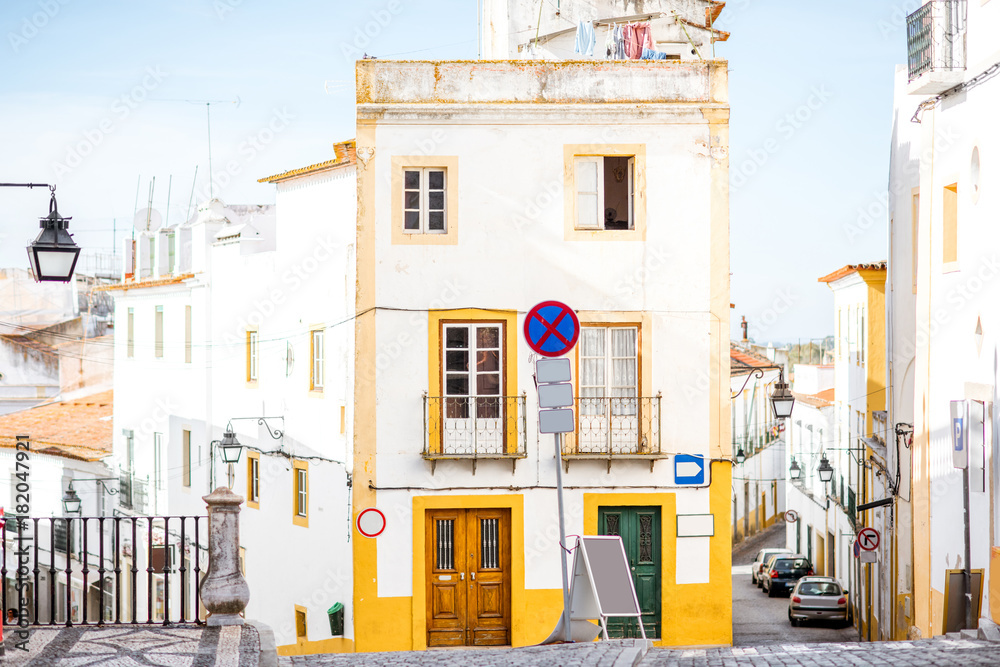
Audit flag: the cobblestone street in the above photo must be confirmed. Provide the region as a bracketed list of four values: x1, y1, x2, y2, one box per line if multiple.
[275, 638, 1000, 667]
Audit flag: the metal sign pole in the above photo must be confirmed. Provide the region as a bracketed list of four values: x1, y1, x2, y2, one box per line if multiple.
[963, 465, 972, 631]
[554, 432, 571, 642]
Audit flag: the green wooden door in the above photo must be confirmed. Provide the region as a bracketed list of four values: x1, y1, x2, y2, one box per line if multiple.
[598, 506, 661, 638]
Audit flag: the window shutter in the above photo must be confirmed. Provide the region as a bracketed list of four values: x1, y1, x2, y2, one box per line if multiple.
[575, 157, 602, 229]
[627, 156, 635, 229]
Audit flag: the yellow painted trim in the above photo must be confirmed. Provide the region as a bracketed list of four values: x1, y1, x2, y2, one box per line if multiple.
[391, 156, 459, 245]
[277, 638, 355, 656]
[704, 107, 730, 461]
[292, 459, 309, 528]
[246, 450, 260, 510]
[353, 120, 412, 653]
[568, 312, 652, 454]
[410, 495, 525, 649]
[563, 144, 647, 242]
[427, 309, 519, 454]
[246, 329, 259, 387]
[294, 604, 308, 639]
[582, 462, 732, 647]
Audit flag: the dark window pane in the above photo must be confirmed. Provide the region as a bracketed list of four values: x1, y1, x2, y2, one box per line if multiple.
[428, 191, 444, 210]
[477, 327, 499, 348]
[404, 211, 420, 230]
[477, 373, 500, 395]
[428, 170, 444, 189]
[477, 350, 499, 372]
[446, 350, 468, 372]
[445, 397, 469, 419]
[477, 396, 500, 419]
[446, 375, 469, 396]
[405, 191, 420, 210]
[446, 327, 468, 349]
[405, 170, 420, 189]
[428, 212, 445, 231]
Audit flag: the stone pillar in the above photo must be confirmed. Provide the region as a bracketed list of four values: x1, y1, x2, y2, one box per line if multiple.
[201, 486, 250, 626]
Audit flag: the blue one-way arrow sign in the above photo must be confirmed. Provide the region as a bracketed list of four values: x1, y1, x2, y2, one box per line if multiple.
[674, 454, 708, 486]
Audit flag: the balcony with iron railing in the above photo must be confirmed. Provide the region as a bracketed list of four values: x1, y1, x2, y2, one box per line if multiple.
[732, 419, 783, 458]
[422, 394, 664, 472]
[423, 395, 527, 473]
[907, 0, 966, 94]
[561, 395, 662, 471]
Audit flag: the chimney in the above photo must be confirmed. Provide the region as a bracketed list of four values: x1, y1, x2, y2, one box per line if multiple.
[740, 315, 748, 343]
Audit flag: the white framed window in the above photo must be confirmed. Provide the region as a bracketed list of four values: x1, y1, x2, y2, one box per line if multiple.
[443, 323, 502, 420]
[403, 168, 447, 234]
[574, 156, 635, 230]
[296, 468, 308, 517]
[579, 326, 638, 414]
[310, 329, 325, 391]
[127, 307, 135, 358]
[154, 306, 164, 358]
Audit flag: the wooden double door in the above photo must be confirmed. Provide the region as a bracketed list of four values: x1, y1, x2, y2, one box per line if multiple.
[426, 508, 511, 647]
[598, 506, 661, 638]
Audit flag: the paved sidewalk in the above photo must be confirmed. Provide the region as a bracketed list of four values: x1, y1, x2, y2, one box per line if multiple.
[279, 640, 651, 667]
[1, 623, 263, 667]
[642, 638, 1000, 666]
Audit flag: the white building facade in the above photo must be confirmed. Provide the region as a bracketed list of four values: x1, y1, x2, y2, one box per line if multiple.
[888, 0, 1000, 638]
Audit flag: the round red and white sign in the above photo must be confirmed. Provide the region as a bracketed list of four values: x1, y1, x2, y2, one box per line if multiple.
[858, 527, 880, 551]
[783, 510, 799, 524]
[357, 508, 386, 538]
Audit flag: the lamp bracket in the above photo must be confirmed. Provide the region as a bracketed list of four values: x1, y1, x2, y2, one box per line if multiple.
[731, 364, 783, 399]
[69, 478, 121, 496]
[227, 416, 284, 440]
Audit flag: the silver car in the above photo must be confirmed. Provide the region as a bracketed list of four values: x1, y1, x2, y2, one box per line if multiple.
[788, 576, 848, 626]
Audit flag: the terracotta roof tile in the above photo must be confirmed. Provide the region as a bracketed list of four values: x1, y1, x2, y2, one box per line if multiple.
[730, 343, 780, 376]
[793, 388, 835, 408]
[258, 140, 357, 183]
[818, 262, 887, 283]
[0, 390, 113, 462]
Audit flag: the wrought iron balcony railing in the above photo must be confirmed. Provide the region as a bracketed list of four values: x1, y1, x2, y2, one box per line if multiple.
[562, 395, 662, 462]
[423, 395, 527, 470]
[907, 0, 966, 83]
[732, 419, 783, 456]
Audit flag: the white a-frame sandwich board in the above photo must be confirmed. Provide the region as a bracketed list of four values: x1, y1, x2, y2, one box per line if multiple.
[569, 535, 646, 640]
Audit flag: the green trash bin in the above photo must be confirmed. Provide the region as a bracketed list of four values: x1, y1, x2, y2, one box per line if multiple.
[327, 602, 344, 636]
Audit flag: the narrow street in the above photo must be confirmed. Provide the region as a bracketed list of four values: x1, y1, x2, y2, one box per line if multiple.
[731, 523, 857, 646]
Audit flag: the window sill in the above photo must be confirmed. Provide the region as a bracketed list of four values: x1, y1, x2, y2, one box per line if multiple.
[247, 500, 259, 510]
[422, 452, 526, 475]
[293, 515, 308, 528]
[246, 381, 258, 388]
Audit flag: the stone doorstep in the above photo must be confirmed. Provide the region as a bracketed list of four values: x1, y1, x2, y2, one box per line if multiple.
[978, 617, 1000, 642]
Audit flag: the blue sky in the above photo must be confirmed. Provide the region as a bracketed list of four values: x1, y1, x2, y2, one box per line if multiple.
[0, 0, 913, 343]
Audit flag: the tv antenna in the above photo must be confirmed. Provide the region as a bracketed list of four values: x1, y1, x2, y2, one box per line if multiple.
[148, 97, 241, 198]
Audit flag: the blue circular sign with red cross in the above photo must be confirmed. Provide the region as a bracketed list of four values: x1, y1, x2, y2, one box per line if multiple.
[524, 301, 580, 357]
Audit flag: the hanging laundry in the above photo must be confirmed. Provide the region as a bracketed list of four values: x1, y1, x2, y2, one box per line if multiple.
[613, 24, 627, 59]
[622, 23, 639, 59]
[634, 22, 654, 55]
[640, 47, 670, 60]
[574, 20, 596, 57]
[605, 24, 615, 58]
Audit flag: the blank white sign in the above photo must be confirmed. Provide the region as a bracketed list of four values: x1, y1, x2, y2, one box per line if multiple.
[539, 408, 575, 433]
[536, 358, 571, 384]
[676, 514, 714, 537]
[538, 383, 574, 408]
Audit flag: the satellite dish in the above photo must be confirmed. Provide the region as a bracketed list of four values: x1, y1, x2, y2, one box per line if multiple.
[133, 208, 163, 232]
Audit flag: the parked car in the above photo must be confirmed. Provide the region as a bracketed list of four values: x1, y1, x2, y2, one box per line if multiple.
[757, 553, 783, 591]
[762, 554, 813, 597]
[788, 576, 849, 626]
[751, 547, 792, 586]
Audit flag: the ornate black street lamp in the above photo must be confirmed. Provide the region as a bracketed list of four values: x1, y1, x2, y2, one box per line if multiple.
[2, 183, 80, 282]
